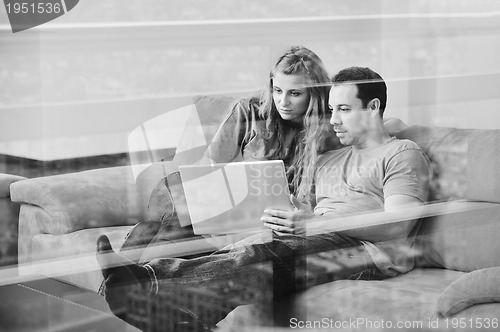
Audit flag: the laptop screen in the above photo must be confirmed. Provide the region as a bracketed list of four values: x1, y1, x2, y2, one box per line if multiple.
[179, 160, 293, 235]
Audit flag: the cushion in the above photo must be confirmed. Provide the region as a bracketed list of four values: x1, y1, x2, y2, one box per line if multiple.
[415, 201, 500, 272]
[219, 268, 500, 331]
[218, 269, 466, 330]
[173, 94, 235, 165]
[437, 267, 500, 317]
[396, 126, 500, 203]
[145, 94, 236, 221]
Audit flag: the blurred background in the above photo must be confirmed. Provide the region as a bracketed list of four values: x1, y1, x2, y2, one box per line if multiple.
[0, 0, 500, 328]
[1, 0, 500, 169]
[1, 0, 500, 265]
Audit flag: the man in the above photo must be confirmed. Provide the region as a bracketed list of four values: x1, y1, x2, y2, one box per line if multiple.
[96, 66, 431, 329]
[263, 66, 430, 277]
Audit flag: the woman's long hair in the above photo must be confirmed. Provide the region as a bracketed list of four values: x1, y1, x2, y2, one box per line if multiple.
[258, 46, 332, 204]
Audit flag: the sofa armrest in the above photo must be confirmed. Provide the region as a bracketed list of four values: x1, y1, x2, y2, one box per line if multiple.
[306, 200, 500, 271]
[306, 200, 485, 236]
[11, 162, 179, 235]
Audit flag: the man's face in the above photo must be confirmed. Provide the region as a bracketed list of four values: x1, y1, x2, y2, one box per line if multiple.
[329, 84, 371, 147]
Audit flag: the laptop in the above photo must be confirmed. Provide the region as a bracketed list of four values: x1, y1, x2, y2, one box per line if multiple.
[178, 160, 294, 235]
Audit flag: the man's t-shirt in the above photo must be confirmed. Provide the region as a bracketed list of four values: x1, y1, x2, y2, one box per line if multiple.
[313, 137, 431, 276]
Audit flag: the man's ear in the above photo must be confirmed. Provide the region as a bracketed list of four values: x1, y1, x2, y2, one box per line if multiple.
[368, 99, 380, 116]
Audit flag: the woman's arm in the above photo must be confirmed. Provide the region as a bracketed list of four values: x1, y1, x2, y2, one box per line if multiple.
[203, 98, 256, 164]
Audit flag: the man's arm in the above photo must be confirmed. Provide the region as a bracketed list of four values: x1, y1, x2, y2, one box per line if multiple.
[264, 146, 430, 240]
[330, 144, 430, 242]
[262, 194, 424, 241]
[335, 194, 423, 242]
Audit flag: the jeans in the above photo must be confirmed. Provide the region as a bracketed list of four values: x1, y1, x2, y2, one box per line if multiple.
[139, 231, 386, 329]
[115, 170, 387, 329]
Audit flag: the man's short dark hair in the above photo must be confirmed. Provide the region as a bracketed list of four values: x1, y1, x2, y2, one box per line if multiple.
[332, 67, 387, 117]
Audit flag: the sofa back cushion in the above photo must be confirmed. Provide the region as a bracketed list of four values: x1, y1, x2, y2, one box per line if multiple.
[396, 126, 500, 203]
[135, 94, 237, 226]
[415, 201, 500, 272]
[398, 126, 500, 272]
[173, 94, 235, 165]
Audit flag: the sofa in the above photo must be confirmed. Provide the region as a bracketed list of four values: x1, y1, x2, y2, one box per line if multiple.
[10, 94, 500, 330]
[11, 94, 235, 291]
[0, 173, 26, 266]
[218, 125, 500, 331]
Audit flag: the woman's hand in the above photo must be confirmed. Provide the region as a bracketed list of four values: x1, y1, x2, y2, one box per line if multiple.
[261, 195, 315, 236]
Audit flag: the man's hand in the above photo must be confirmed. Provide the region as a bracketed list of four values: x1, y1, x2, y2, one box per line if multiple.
[261, 195, 315, 236]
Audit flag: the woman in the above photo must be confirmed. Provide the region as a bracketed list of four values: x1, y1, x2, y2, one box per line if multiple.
[122, 46, 336, 251]
[205, 45, 336, 204]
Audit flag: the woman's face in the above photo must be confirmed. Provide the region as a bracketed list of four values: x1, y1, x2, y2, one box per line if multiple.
[272, 72, 311, 123]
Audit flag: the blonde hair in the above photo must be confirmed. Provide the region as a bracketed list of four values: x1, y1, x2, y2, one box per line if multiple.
[258, 46, 332, 204]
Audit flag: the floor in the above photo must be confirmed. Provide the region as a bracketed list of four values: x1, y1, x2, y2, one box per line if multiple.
[0, 277, 139, 332]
